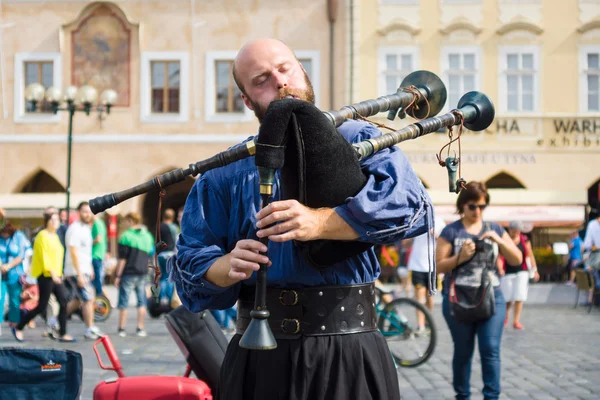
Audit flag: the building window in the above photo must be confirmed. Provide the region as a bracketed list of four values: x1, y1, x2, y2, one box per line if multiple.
[298, 59, 313, 81]
[580, 46, 600, 113]
[587, 53, 599, 111]
[151, 61, 180, 113]
[442, 47, 480, 109]
[140, 52, 189, 123]
[204, 50, 320, 122]
[295, 50, 320, 106]
[215, 60, 244, 114]
[498, 46, 539, 114]
[378, 47, 419, 97]
[24, 61, 54, 113]
[14, 52, 62, 123]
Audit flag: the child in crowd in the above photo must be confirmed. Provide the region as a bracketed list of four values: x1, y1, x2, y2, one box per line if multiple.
[20, 275, 39, 329]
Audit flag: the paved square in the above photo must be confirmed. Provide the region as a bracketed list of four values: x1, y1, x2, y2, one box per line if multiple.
[1, 301, 598, 399]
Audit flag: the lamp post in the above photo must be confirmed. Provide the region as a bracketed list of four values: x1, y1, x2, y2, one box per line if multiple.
[25, 83, 117, 225]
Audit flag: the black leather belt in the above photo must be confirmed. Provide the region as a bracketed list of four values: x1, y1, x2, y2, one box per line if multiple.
[236, 282, 378, 339]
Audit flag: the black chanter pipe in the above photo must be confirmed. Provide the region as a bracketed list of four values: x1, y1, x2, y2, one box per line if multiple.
[89, 141, 256, 214]
[352, 91, 495, 160]
[89, 71, 447, 215]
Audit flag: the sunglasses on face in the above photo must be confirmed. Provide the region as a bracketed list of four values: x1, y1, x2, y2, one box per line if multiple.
[467, 204, 487, 211]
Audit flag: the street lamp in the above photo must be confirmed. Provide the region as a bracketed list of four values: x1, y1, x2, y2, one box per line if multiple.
[25, 83, 117, 225]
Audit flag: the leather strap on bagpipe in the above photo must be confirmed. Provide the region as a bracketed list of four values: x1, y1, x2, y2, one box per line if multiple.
[255, 98, 372, 268]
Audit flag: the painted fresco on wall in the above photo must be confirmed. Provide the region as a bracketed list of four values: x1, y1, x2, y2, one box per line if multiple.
[72, 5, 130, 106]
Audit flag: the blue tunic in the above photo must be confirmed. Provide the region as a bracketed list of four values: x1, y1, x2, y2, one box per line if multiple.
[169, 119, 433, 311]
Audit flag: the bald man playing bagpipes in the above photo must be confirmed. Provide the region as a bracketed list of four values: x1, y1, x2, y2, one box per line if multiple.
[169, 38, 433, 400]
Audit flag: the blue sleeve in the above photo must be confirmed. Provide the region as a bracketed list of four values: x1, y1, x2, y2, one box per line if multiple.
[16, 231, 31, 259]
[168, 176, 241, 312]
[439, 224, 456, 245]
[490, 222, 506, 238]
[333, 121, 432, 244]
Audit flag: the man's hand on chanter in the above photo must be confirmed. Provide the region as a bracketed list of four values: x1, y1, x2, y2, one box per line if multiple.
[228, 239, 272, 282]
[255, 200, 325, 242]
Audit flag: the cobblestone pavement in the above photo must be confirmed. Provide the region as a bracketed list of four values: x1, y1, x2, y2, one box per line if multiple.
[0, 301, 598, 400]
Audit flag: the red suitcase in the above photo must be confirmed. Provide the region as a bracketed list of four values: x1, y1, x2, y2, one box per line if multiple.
[93, 376, 212, 400]
[92, 335, 213, 400]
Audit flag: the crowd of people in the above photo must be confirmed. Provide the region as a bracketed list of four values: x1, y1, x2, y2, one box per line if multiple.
[0, 200, 243, 344]
[0, 204, 181, 341]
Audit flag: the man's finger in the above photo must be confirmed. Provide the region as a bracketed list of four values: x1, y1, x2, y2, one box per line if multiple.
[256, 200, 294, 219]
[256, 210, 295, 228]
[228, 270, 248, 280]
[231, 258, 262, 272]
[237, 239, 268, 253]
[267, 230, 300, 243]
[257, 221, 297, 238]
[232, 249, 270, 264]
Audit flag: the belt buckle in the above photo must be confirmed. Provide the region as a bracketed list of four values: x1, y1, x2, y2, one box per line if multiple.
[281, 318, 300, 334]
[279, 289, 298, 306]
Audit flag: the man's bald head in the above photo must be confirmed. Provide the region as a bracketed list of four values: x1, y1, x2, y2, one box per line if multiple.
[233, 38, 295, 95]
[232, 38, 315, 122]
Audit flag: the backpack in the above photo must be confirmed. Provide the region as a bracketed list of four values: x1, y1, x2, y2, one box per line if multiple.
[448, 224, 497, 323]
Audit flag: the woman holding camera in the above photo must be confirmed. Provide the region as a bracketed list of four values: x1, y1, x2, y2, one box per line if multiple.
[436, 181, 522, 400]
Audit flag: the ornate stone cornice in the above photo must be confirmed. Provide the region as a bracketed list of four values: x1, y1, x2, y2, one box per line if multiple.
[578, 18, 600, 34]
[439, 18, 482, 36]
[377, 19, 420, 37]
[496, 18, 543, 36]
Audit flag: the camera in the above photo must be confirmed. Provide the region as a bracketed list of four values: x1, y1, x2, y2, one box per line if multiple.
[474, 239, 486, 252]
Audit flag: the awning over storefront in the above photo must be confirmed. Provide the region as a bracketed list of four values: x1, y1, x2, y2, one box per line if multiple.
[434, 205, 586, 228]
[0, 193, 125, 219]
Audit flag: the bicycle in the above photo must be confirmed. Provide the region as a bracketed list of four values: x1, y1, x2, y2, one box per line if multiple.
[71, 293, 113, 323]
[375, 286, 436, 368]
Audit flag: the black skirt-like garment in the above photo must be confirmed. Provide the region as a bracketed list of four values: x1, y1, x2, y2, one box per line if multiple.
[218, 331, 401, 400]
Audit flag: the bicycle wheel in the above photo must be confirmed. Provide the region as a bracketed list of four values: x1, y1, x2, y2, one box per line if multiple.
[93, 294, 112, 323]
[377, 297, 436, 368]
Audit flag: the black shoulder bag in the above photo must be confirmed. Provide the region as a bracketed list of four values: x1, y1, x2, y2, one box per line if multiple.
[448, 225, 496, 323]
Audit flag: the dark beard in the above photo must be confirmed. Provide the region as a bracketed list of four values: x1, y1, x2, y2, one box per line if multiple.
[250, 70, 315, 123]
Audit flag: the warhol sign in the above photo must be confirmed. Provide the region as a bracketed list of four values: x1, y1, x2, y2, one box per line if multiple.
[476, 117, 600, 147]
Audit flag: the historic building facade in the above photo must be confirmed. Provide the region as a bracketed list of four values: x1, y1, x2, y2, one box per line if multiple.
[0, 0, 349, 232]
[2, 0, 600, 245]
[351, 0, 600, 241]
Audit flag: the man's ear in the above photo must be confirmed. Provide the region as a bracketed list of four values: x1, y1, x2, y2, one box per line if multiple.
[241, 93, 254, 110]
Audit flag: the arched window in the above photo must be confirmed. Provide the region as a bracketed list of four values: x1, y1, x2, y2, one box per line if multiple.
[485, 172, 526, 189]
[16, 169, 65, 193]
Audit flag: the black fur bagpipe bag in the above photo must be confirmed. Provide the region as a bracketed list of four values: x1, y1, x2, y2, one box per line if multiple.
[255, 98, 372, 268]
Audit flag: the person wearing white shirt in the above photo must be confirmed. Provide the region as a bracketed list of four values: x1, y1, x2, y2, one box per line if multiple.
[64, 202, 102, 340]
[408, 215, 446, 334]
[583, 217, 600, 254]
[583, 217, 600, 269]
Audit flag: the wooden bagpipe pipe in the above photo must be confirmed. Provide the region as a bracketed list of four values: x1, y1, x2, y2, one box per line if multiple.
[89, 70, 495, 351]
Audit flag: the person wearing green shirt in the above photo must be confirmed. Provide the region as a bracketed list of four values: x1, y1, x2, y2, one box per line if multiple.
[91, 214, 108, 296]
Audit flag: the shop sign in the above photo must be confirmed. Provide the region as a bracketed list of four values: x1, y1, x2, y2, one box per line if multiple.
[407, 153, 536, 164]
[536, 119, 600, 147]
